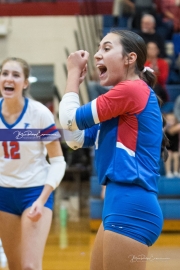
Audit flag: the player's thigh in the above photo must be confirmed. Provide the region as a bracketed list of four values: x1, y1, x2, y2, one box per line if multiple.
[0, 211, 21, 269]
[103, 230, 148, 270]
[90, 223, 104, 270]
[21, 207, 52, 268]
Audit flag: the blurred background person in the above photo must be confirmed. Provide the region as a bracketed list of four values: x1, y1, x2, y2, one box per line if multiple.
[145, 41, 169, 103]
[158, 0, 180, 35]
[123, 0, 157, 29]
[174, 94, 180, 123]
[138, 14, 166, 58]
[164, 111, 180, 177]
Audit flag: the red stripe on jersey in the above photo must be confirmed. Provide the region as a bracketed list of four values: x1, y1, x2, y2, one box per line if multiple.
[117, 114, 138, 152]
[96, 80, 150, 123]
[41, 124, 57, 135]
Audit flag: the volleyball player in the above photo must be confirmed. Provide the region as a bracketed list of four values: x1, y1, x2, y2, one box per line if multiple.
[59, 30, 168, 270]
[0, 57, 66, 270]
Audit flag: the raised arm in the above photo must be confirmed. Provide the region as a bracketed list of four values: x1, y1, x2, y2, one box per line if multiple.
[65, 50, 89, 95]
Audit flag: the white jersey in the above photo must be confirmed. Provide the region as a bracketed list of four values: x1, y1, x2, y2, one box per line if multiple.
[0, 97, 60, 188]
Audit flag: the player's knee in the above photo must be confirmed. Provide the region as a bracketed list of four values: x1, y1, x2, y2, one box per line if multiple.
[22, 263, 39, 270]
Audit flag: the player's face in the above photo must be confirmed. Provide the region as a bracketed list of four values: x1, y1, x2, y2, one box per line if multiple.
[94, 33, 127, 86]
[0, 61, 28, 99]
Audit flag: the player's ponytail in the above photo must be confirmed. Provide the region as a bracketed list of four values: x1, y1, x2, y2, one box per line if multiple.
[140, 66, 157, 88]
[156, 95, 169, 162]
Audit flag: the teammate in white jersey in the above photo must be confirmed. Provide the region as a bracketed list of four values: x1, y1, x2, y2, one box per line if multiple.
[0, 57, 66, 270]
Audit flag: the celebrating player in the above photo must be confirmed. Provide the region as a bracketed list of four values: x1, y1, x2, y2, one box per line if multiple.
[59, 30, 169, 270]
[0, 57, 66, 270]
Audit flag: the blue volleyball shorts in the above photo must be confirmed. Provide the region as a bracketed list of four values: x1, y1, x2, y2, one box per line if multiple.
[103, 181, 163, 246]
[0, 186, 54, 216]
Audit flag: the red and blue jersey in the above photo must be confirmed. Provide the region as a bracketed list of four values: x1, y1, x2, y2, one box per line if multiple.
[75, 80, 162, 193]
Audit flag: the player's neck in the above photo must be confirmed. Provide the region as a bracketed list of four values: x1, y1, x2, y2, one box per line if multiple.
[2, 97, 25, 115]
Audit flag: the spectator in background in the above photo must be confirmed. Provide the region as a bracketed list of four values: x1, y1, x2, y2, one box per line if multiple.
[164, 112, 180, 177]
[123, 0, 157, 29]
[158, 0, 180, 34]
[174, 95, 180, 122]
[112, 0, 124, 26]
[145, 41, 169, 103]
[138, 14, 166, 58]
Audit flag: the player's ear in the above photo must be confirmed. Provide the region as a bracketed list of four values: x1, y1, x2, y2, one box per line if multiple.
[23, 79, 29, 90]
[124, 52, 137, 65]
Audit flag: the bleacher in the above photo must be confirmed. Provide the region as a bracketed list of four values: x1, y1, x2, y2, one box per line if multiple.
[102, 14, 130, 36]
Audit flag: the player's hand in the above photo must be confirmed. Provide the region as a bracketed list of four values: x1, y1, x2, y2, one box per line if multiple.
[67, 50, 89, 76]
[79, 64, 87, 84]
[27, 200, 44, 222]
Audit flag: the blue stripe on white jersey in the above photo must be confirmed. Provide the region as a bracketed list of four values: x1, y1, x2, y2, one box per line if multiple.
[0, 98, 28, 129]
[75, 99, 99, 130]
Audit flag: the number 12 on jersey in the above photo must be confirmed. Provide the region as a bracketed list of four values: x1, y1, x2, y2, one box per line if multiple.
[2, 141, 20, 159]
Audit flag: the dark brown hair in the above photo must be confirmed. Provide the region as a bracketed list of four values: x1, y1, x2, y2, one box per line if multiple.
[110, 29, 157, 87]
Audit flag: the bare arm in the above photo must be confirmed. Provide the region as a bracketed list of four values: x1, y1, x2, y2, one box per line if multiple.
[167, 123, 180, 135]
[35, 140, 64, 204]
[27, 140, 65, 222]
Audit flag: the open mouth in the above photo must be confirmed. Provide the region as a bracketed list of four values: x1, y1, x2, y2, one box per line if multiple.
[4, 87, 14, 92]
[97, 65, 107, 77]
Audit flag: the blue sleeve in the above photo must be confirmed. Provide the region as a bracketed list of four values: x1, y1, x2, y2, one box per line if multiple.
[83, 124, 99, 148]
[76, 102, 95, 130]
